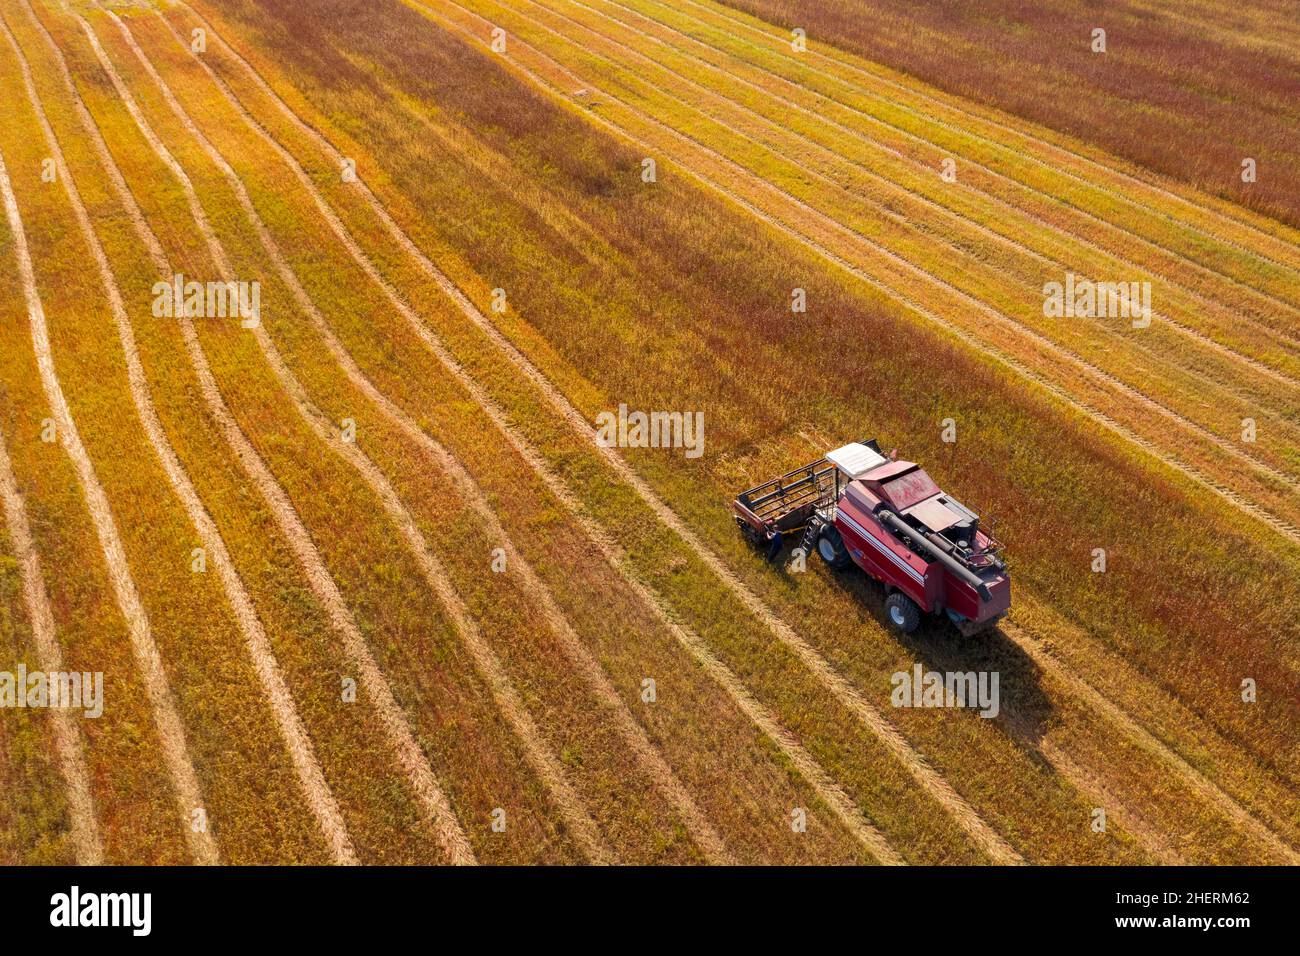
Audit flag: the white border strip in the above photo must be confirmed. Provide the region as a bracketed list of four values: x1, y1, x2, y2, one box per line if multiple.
[837, 512, 927, 585]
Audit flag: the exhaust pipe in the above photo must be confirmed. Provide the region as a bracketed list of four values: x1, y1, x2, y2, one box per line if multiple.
[877, 510, 993, 601]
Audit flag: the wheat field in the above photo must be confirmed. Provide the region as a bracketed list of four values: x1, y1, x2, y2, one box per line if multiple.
[0, 0, 1295, 866]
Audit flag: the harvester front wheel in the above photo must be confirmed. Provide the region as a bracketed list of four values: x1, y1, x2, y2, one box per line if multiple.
[884, 593, 921, 633]
[816, 526, 852, 569]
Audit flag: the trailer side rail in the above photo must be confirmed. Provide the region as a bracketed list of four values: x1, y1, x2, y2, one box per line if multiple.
[735, 458, 837, 530]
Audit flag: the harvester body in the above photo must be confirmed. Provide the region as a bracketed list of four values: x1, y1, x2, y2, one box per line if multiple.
[733, 440, 1009, 634]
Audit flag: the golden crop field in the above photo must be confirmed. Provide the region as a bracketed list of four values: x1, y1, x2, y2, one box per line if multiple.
[0, 0, 1296, 870]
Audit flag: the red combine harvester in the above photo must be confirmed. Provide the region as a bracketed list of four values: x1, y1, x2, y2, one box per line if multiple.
[733, 440, 1010, 634]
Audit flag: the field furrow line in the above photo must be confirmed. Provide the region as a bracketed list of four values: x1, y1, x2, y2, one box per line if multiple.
[597, 0, 1300, 340]
[477, 0, 1300, 507]
[788, 431, 1300, 829]
[191, 0, 1022, 866]
[411, 0, 1300, 858]
[158, 5, 731, 864]
[671, 0, 1300, 280]
[1001, 622, 1300, 864]
[175, 0, 918, 865]
[1124, 0, 1300, 59]
[513, 0, 1300, 479]
[4, 4, 358, 866]
[114, 9, 628, 865]
[449, 387, 904, 863]
[447, 0, 1300, 530]
[611, 0, 1300, 326]
[576, 0, 1300, 385]
[0, 144, 218, 867]
[1033, 740, 1188, 867]
[0, 410, 102, 866]
[69, 4, 475, 865]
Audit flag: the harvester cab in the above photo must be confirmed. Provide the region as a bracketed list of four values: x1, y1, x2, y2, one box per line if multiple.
[733, 440, 1010, 635]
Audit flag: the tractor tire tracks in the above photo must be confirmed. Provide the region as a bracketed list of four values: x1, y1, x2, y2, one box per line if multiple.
[156, 5, 732, 864]
[469, 0, 1300, 512]
[671, 0, 1300, 289]
[69, 2, 475, 864]
[5, 2, 357, 866]
[185, 0, 1019, 865]
[0, 143, 218, 867]
[0, 404, 102, 865]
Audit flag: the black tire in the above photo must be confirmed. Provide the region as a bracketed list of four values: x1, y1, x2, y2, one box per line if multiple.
[736, 516, 764, 548]
[883, 592, 921, 633]
[816, 526, 852, 569]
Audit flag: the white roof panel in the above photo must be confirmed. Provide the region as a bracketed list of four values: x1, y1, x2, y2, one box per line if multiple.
[826, 442, 887, 480]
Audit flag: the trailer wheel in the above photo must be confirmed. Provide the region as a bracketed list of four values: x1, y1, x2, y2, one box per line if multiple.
[884, 593, 921, 633]
[816, 526, 851, 569]
[735, 516, 763, 548]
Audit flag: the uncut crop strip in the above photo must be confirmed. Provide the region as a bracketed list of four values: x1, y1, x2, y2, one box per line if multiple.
[495, 0, 1300, 488]
[425, 0, 1300, 548]
[567, 0, 1300, 393]
[0, 413, 100, 865]
[62, 3, 476, 866]
[457, 0, 1300, 517]
[145, 9, 733, 865]
[1124, 0, 1300, 58]
[604, 0, 1300, 335]
[405, 0, 1300, 857]
[180, 0, 1019, 866]
[669, 0, 1300, 287]
[426, 0, 1300, 554]
[0, 144, 217, 866]
[0, 9, 357, 866]
[596, 0, 1300, 348]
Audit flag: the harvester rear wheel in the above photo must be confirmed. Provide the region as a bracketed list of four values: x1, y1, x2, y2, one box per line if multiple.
[884, 593, 921, 633]
[816, 526, 851, 569]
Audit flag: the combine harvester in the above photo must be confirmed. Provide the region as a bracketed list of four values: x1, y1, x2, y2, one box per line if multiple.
[734, 441, 1010, 635]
